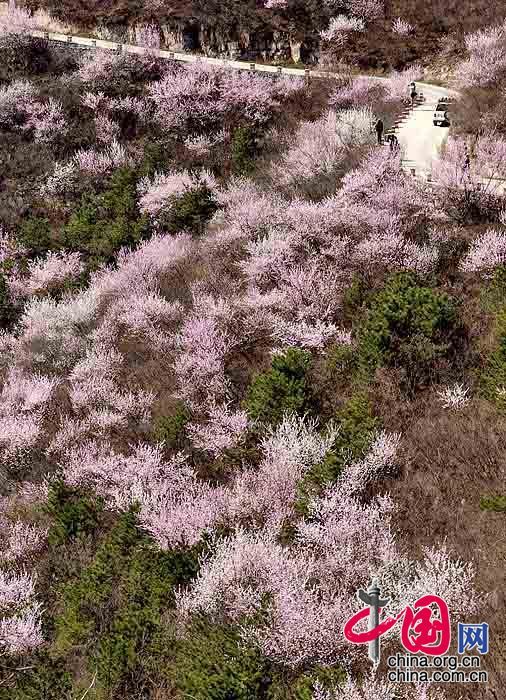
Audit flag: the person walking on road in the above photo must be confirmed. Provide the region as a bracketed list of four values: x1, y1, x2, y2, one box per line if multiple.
[410, 84, 417, 107]
[389, 134, 400, 153]
[464, 146, 470, 171]
[375, 118, 384, 145]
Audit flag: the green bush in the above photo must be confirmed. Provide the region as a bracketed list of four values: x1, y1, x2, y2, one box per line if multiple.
[159, 184, 218, 236]
[138, 140, 173, 180]
[54, 509, 142, 655]
[153, 402, 190, 449]
[289, 666, 347, 700]
[296, 393, 380, 512]
[0, 35, 51, 80]
[357, 273, 457, 386]
[1, 653, 72, 700]
[244, 347, 313, 427]
[231, 125, 257, 176]
[45, 481, 104, 546]
[53, 509, 202, 696]
[480, 265, 506, 313]
[18, 216, 54, 258]
[480, 306, 506, 405]
[480, 495, 506, 512]
[94, 544, 200, 696]
[62, 167, 150, 268]
[0, 273, 15, 330]
[173, 616, 268, 700]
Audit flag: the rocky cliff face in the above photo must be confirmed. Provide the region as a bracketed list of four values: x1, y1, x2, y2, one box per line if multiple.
[93, 17, 319, 64]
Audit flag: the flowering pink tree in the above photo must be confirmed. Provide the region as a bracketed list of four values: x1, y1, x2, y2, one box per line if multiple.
[0, 569, 43, 655]
[94, 114, 121, 145]
[330, 77, 388, 110]
[0, 6, 34, 35]
[0, 521, 47, 563]
[173, 315, 233, 412]
[460, 228, 506, 275]
[320, 15, 365, 44]
[147, 62, 303, 134]
[376, 545, 480, 629]
[456, 23, 506, 89]
[187, 401, 250, 456]
[392, 18, 414, 36]
[312, 675, 446, 700]
[8, 252, 84, 299]
[224, 414, 338, 531]
[134, 23, 160, 52]
[431, 137, 504, 224]
[138, 169, 217, 220]
[0, 80, 36, 130]
[272, 108, 375, 195]
[23, 98, 67, 143]
[0, 368, 60, 466]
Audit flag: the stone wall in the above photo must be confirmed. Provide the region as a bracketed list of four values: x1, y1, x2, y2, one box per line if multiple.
[118, 17, 319, 64]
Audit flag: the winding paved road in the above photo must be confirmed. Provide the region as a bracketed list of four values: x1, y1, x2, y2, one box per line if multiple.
[0, 6, 458, 178]
[397, 83, 453, 179]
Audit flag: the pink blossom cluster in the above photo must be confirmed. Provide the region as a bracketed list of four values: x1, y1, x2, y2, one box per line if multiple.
[184, 133, 214, 156]
[313, 675, 446, 700]
[23, 97, 67, 143]
[81, 91, 149, 122]
[392, 18, 414, 36]
[340, 431, 401, 496]
[187, 401, 250, 456]
[42, 140, 131, 196]
[431, 136, 506, 221]
[0, 226, 26, 265]
[265, 0, 288, 7]
[377, 545, 480, 628]
[173, 315, 233, 411]
[437, 383, 470, 410]
[74, 139, 131, 175]
[40, 161, 79, 198]
[77, 49, 135, 83]
[345, 0, 383, 22]
[0, 569, 43, 654]
[0, 80, 67, 143]
[147, 61, 304, 133]
[272, 108, 375, 191]
[134, 23, 161, 51]
[0, 368, 60, 464]
[94, 114, 121, 144]
[138, 169, 217, 218]
[177, 472, 477, 668]
[0, 6, 35, 35]
[330, 77, 388, 109]
[321, 15, 365, 43]
[176, 527, 356, 667]
[456, 21, 506, 88]
[0, 603, 44, 655]
[202, 151, 436, 352]
[460, 228, 506, 275]
[8, 251, 84, 299]
[0, 520, 47, 563]
[0, 79, 36, 129]
[222, 414, 338, 531]
[385, 64, 424, 101]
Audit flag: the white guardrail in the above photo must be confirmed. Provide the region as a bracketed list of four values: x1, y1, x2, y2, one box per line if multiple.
[28, 28, 387, 81]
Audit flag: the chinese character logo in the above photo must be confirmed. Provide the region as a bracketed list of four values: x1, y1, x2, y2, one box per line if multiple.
[343, 578, 451, 665]
[458, 623, 489, 654]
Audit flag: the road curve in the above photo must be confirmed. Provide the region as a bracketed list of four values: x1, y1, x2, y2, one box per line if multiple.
[397, 83, 452, 179]
[22, 27, 457, 177]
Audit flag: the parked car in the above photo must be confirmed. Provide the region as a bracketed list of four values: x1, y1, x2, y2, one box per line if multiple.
[433, 98, 452, 127]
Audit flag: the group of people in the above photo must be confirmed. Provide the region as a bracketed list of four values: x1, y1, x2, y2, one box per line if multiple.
[374, 119, 400, 151]
[373, 82, 417, 151]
